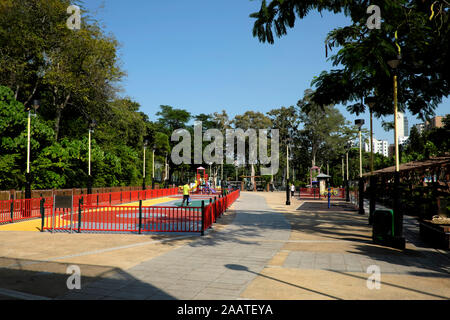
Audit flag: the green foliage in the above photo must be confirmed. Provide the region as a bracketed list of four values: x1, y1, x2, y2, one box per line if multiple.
[250, 0, 449, 120]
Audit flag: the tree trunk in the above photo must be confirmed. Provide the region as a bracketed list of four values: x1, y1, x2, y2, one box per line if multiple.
[14, 85, 19, 100]
[251, 164, 255, 189]
[54, 92, 71, 141]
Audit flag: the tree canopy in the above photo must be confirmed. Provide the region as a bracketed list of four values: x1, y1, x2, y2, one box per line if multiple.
[250, 0, 449, 120]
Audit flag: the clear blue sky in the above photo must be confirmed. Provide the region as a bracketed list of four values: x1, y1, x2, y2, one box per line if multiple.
[83, 0, 449, 144]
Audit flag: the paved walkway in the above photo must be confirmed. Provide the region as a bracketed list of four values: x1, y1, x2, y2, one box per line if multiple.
[59, 193, 291, 300]
[1, 191, 449, 300]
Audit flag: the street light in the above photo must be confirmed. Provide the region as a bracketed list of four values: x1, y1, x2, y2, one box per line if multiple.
[152, 144, 156, 189]
[25, 99, 40, 200]
[365, 95, 377, 224]
[286, 136, 291, 206]
[387, 54, 405, 249]
[164, 151, 168, 188]
[87, 120, 96, 195]
[143, 140, 148, 190]
[344, 141, 352, 202]
[355, 119, 365, 215]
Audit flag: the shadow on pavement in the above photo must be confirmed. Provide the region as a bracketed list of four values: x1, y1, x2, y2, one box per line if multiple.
[0, 256, 175, 300]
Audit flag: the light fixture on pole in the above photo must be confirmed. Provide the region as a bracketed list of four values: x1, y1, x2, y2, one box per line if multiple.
[87, 120, 97, 195]
[344, 141, 351, 202]
[143, 140, 148, 190]
[365, 95, 377, 225]
[152, 144, 156, 189]
[387, 55, 405, 249]
[286, 135, 291, 206]
[164, 151, 168, 187]
[355, 119, 365, 215]
[24, 99, 40, 201]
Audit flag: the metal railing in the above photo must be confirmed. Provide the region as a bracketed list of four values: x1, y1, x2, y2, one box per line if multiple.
[0, 187, 179, 225]
[40, 189, 240, 234]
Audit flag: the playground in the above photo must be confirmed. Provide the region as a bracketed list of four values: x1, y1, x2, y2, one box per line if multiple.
[0, 170, 240, 235]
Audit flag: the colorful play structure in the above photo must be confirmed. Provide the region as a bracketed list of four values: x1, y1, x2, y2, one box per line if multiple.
[179, 167, 222, 195]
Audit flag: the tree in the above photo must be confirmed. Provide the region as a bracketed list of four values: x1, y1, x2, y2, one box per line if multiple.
[232, 111, 272, 187]
[267, 106, 298, 185]
[297, 89, 353, 169]
[250, 0, 449, 120]
[156, 105, 192, 134]
[0, 86, 54, 189]
[0, 0, 124, 141]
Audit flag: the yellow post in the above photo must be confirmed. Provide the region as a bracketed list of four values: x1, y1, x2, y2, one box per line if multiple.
[88, 129, 91, 176]
[394, 75, 399, 172]
[27, 111, 31, 174]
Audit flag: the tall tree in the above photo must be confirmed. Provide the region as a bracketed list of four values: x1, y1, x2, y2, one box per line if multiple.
[250, 0, 449, 120]
[297, 89, 355, 171]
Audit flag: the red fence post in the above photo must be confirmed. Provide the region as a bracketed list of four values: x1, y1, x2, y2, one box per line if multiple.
[201, 200, 205, 236]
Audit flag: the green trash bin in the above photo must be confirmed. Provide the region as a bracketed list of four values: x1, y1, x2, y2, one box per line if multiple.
[372, 209, 395, 244]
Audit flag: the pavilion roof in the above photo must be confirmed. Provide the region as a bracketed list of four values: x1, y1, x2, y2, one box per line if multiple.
[362, 156, 450, 177]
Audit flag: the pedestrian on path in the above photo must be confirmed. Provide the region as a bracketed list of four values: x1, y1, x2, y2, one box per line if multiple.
[181, 181, 190, 206]
[291, 184, 295, 197]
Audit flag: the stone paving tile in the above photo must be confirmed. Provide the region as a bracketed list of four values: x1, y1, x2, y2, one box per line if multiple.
[61, 292, 104, 300]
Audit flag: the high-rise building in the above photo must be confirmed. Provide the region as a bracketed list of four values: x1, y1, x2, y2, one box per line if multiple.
[364, 138, 389, 157]
[425, 116, 445, 130]
[398, 136, 409, 145]
[397, 112, 409, 138]
[413, 123, 425, 135]
[404, 116, 409, 136]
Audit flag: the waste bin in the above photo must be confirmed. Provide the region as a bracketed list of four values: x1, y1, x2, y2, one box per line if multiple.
[372, 209, 395, 244]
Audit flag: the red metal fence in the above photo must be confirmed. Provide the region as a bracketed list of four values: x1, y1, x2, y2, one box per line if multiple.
[298, 188, 345, 199]
[0, 187, 179, 225]
[0, 198, 42, 224]
[41, 189, 240, 234]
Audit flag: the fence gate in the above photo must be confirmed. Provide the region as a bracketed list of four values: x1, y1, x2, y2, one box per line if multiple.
[53, 195, 73, 233]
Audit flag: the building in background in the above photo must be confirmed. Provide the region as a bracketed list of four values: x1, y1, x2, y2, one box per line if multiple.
[413, 123, 425, 135]
[397, 112, 408, 138]
[364, 138, 389, 157]
[411, 115, 447, 136]
[388, 144, 395, 158]
[425, 116, 444, 130]
[398, 136, 409, 146]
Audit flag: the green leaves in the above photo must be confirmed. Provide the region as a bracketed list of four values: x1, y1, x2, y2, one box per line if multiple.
[250, 0, 449, 119]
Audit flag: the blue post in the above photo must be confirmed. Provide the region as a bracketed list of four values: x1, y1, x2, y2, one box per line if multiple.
[328, 187, 331, 209]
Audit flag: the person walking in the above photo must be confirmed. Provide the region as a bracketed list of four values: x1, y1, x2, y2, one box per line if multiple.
[181, 181, 190, 206]
[291, 183, 295, 197]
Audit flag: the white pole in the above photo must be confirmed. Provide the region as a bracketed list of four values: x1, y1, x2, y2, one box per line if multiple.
[359, 130, 363, 178]
[286, 145, 289, 180]
[394, 75, 400, 172]
[27, 111, 31, 174]
[152, 149, 155, 179]
[143, 147, 146, 178]
[88, 129, 91, 176]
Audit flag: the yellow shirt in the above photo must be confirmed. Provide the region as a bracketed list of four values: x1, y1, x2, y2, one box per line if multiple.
[183, 184, 190, 195]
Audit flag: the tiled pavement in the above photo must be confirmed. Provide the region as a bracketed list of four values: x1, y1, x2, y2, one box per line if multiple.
[58, 193, 449, 300]
[59, 193, 292, 300]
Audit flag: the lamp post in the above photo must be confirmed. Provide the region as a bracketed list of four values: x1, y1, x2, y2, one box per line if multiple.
[387, 55, 405, 249]
[164, 151, 168, 188]
[152, 144, 156, 189]
[355, 119, 365, 215]
[345, 141, 351, 202]
[143, 140, 148, 190]
[286, 136, 291, 206]
[365, 96, 377, 224]
[87, 120, 96, 195]
[24, 99, 40, 200]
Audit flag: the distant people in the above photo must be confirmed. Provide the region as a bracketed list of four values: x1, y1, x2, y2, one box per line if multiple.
[181, 181, 190, 206]
[291, 184, 295, 197]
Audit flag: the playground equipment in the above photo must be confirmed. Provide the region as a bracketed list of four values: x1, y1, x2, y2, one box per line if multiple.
[239, 176, 268, 192]
[194, 167, 217, 194]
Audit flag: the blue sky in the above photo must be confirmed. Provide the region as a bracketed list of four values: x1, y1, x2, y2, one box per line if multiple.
[83, 0, 449, 144]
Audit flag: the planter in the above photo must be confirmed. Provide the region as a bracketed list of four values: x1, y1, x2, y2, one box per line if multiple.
[419, 220, 450, 250]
